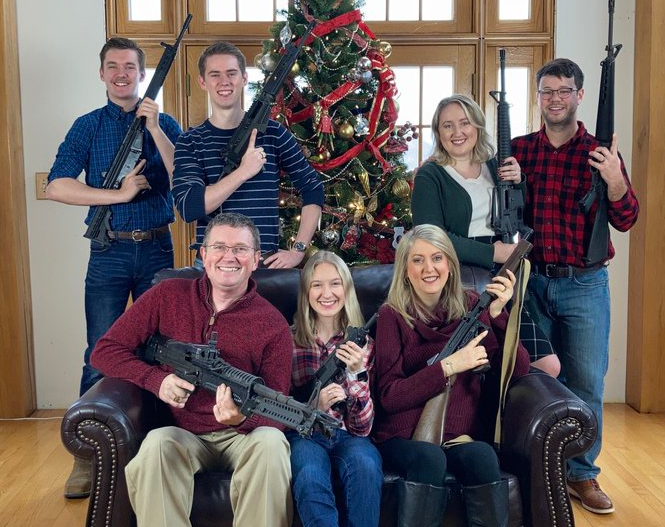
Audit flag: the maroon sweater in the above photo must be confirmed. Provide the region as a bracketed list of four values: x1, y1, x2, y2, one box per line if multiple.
[90, 276, 293, 435]
[373, 292, 530, 443]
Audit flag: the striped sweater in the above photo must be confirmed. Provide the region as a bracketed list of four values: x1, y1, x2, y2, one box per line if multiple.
[173, 118, 324, 252]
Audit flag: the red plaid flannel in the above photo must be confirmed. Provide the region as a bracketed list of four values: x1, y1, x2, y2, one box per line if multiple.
[511, 122, 639, 266]
[291, 331, 375, 437]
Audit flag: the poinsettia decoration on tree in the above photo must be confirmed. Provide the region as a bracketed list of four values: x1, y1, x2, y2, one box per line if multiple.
[254, 0, 415, 264]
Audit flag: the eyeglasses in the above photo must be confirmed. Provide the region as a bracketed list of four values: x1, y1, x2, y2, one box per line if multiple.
[202, 244, 256, 257]
[537, 88, 579, 100]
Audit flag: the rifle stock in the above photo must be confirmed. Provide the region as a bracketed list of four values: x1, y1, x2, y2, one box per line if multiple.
[140, 332, 341, 437]
[414, 239, 532, 445]
[84, 14, 192, 245]
[580, 0, 622, 265]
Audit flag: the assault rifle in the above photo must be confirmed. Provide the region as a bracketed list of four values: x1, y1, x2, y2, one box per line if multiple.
[425, 238, 533, 370]
[140, 332, 341, 437]
[490, 49, 532, 243]
[299, 314, 378, 412]
[579, 0, 622, 265]
[413, 239, 532, 445]
[84, 14, 192, 246]
[218, 20, 316, 178]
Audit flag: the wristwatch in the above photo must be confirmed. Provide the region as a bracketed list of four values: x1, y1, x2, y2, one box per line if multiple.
[293, 241, 307, 253]
[347, 369, 368, 382]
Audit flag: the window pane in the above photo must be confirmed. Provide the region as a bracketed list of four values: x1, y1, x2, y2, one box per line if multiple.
[392, 67, 420, 124]
[238, 0, 272, 21]
[421, 126, 435, 160]
[389, 0, 418, 21]
[499, 0, 530, 20]
[503, 67, 529, 137]
[422, 67, 454, 127]
[276, 0, 288, 20]
[244, 67, 264, 108]
[207, 0, 235, 22]
[402, 136, 420, 171]
[139, 68, 163, 111]
[422, 0, 453, 21]
[129, 0, 161, 21]
[362, 0, 387, 21]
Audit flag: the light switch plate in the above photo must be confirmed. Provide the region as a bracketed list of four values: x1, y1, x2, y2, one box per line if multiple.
[35, 172, 49, 200]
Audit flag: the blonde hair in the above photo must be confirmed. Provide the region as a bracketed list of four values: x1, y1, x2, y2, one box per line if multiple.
[430, 94, 495, 166]
[385, 224, 467, 328]
[293, 251, 365, 348]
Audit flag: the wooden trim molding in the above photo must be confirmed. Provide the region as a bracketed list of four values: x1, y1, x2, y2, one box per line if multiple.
[626, 0, 665, 413]
[0, 0, 36, 417]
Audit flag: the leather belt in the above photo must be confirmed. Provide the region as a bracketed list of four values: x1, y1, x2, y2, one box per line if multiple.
[534, 263, 603, 278]
[107, 226, 170, 242]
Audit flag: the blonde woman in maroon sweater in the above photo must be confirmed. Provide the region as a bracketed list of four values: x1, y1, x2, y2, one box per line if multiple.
[373, 224, 530, 527]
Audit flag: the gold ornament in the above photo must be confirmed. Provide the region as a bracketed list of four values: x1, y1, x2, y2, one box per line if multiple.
[337, 122, 354, 140]
[253, 53, 263, 69]
[378, 41, 392, 58]
[392, 178, 411, 198]
[357, 168, 371, 196]
[290, 62, 301, 76]
[304, 244, 320, 262]
[353, 192, 378, 226]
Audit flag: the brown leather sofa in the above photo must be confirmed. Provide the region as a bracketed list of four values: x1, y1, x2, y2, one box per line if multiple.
[61, 264, 596, 527]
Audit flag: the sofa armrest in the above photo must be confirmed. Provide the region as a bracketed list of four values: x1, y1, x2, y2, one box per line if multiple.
[61, 378, 169, 527]
[500, 372, 597, 527]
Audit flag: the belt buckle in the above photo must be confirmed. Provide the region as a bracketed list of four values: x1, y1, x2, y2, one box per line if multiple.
[131, 229, 146, 242]
[544, 264, 557, 278]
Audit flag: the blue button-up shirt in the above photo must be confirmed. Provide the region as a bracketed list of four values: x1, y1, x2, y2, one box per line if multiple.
[49, 99, 182, 231]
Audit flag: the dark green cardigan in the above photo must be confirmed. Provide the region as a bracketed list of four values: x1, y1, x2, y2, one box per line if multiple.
[411, 158, 502, 269]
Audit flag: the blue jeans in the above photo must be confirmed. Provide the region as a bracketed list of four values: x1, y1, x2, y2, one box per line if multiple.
[80, 235, 174, 395]
[287, 429, 383, 527]
[528, 267, 610, 481]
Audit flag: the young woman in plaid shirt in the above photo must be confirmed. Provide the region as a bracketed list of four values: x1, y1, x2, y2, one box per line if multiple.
[289, 251, 382, 527]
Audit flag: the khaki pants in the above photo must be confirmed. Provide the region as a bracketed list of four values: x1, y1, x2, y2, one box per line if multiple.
[125, 426, 292, 527]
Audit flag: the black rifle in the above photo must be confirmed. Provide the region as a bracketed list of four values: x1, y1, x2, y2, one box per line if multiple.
[140, 332, 341, 437]
[490, 49, 533, 243]
[579, 0, 622, 266]
[426, 239, 532, 372]
[84, 14, 192, 246]
[299, 314, 378, 412]
[218, 20, 316, 178]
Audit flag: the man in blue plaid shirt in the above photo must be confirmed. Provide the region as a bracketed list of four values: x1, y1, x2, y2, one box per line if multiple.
[46, 37, 182, 499]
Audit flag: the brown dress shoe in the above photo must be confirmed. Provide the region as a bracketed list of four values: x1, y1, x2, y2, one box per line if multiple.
[64, 457, 92, 499]
[567, 478, 615, 514]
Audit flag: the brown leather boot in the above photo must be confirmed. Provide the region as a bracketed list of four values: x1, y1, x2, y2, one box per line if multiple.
[64, 457, 91, 499]
[567, 478, 615, 514]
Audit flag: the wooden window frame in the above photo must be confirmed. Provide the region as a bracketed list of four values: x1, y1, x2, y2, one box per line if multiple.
[109, 0, 176, 35]
[485, 0, 554, 36]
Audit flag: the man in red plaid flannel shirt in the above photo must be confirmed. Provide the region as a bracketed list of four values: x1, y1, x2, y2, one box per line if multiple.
[511, 58, 638, 516]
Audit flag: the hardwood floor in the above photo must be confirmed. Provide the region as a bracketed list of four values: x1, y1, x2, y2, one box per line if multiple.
[1, 404, 664, 526]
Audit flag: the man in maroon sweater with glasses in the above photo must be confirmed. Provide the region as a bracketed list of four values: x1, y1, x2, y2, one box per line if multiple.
[91, 212, 294, 527]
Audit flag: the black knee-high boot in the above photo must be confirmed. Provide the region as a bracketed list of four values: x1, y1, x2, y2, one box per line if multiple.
[396, 479, 449, 527]
[463, 479, 510, 527]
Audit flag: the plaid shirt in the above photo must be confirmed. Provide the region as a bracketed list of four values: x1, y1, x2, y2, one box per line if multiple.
[291, 331, 375, 437]
[511, 122, 639, 266]
[49, 99, 182, 231]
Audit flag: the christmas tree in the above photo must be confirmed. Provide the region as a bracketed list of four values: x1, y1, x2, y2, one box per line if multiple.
[255, 0, 415, 264]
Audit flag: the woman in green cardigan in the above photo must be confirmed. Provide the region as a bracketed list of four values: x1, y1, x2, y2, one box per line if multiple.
[411, 94, 560, 376]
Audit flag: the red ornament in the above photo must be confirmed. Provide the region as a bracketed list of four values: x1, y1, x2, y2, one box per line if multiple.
[340, 225, 359, 251]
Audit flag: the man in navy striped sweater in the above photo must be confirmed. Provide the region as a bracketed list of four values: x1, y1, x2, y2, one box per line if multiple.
[173, 41, 323, 269]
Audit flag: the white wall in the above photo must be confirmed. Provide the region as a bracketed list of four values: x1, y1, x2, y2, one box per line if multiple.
[17, 0, 636, 407]
[555, 0, 636, 402]
[17, 0, 106, 407]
